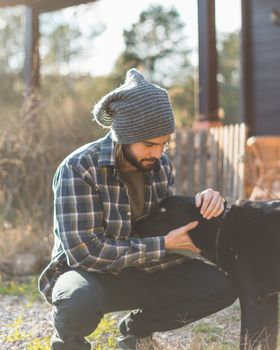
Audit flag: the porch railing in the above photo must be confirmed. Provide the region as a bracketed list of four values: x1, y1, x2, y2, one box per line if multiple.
[168, 123, 247, 200]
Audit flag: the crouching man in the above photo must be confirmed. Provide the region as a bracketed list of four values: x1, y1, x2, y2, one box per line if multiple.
[39, 68, 237, 350]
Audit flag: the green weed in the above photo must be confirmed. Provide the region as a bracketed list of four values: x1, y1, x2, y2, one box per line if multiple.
[4, 315, 33, 342]
[26, 337, 51, 350]
[0, 275, 40, 302]
[87, 313, 118, 349]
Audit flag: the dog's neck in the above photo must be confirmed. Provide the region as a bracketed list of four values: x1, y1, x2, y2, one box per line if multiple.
[188, 204, 232, 265]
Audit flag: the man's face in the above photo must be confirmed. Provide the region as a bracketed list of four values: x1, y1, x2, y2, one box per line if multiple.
[122, 134, 170, 171]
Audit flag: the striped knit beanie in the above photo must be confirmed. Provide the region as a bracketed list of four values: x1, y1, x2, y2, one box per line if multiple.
[92, 68, 175, 144]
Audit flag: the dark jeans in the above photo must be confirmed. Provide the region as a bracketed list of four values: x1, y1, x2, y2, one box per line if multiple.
[51, 259, 237, 349]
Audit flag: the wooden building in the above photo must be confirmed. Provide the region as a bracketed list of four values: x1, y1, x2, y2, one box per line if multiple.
[241, 0, 280, 136]
[0, 0, 280, 136]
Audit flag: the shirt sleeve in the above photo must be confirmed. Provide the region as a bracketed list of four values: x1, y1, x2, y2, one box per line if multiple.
[53, 164, 166, 272]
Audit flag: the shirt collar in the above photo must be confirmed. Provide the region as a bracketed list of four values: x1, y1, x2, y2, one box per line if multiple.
[97, 132, 116, 168]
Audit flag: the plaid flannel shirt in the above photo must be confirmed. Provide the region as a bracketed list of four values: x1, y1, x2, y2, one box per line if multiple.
[39, 132, 189, 304]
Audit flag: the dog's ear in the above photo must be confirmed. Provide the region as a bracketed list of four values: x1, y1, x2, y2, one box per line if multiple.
[262, 201, 280, 216]
[235, 199, 280, 217]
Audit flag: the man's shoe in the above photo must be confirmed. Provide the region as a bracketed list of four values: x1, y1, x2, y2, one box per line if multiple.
[117, 313, 160, 350]
[117, 333, 158, 350]
[51, 332, 91, 350]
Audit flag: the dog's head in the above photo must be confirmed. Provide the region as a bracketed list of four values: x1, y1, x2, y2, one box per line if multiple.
[131, 195, 221, 263]
[132, 195, 201, 237]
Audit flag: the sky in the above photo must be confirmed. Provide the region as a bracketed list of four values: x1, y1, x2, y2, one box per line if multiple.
[42, 0, 241, 76]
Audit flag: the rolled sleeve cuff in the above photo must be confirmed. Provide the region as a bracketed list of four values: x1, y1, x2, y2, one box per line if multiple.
[143, 236, 165, 263]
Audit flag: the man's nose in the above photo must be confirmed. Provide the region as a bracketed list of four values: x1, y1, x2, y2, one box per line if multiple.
[150, 146, 163, 159]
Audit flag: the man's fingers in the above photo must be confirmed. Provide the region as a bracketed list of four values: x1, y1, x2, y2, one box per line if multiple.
[203, 192, 221, 218]
[214, 207, 225, 218]
[195, 193, 202, 207]
[205, 197, 224, 219]
[183, 243, 201, 253]
[167, 221, 200, 253]
[200, 189, 214, 215]
[183, 221, 199, 232]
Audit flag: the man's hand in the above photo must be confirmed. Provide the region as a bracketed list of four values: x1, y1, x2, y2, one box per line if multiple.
[164, 221, 200, 253]
[195, 188, 225, 220]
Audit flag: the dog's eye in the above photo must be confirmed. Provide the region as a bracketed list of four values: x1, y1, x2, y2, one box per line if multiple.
[160, 207, 167, 213]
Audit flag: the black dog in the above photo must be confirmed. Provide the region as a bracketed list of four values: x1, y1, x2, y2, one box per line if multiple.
[131, 195, 280, 350]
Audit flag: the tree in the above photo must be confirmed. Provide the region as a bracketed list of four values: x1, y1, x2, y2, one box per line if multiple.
[217, 31, 241, 124]
[0, 6, 105, 76]
[121, 4, 191, 84]
[107, 51, 141, 87]
[41, 7, 105, 75]
[110, 5, 195, 125]
[168, 75, 195, 127]
[0, 7, 24, 74]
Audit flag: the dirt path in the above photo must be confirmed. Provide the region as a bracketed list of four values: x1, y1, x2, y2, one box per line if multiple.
[0, 294, 241, 349]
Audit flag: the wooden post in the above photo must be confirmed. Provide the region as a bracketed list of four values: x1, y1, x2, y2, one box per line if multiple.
[240, 0, 254, 136]
[194, 0, 221, 130]
[187, 130, 194, 194]
[198, 130, 207, 190]
[174, 131, 182, 195]
[24, 5, 40, 92]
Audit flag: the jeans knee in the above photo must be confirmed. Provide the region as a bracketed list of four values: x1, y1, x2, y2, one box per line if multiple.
[52, 282, 104, 336]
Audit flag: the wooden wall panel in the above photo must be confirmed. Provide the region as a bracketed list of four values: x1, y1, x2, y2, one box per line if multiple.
[242, 0, 280, 136]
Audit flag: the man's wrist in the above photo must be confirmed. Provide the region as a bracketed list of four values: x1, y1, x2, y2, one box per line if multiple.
[164, 236, 171, 250]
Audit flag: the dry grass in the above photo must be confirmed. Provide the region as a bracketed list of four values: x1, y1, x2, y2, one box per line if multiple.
[0, 226, 52, 275]
[0, 87, 106, 273]
[0, 277, 241, 350]
[153, 301, 241, 350]
[1, 277, 279, 350]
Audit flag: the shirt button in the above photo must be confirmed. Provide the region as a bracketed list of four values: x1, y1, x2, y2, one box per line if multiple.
[127, 211, 131, 216]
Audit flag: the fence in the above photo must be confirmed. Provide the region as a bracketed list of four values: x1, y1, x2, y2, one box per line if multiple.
[168, 123, 247, 200]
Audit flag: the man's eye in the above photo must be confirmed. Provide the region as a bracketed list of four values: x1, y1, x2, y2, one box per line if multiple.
[160, 207, 167, 213]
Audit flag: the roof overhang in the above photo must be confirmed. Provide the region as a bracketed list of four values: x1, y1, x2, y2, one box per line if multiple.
[0, 0, 98, 13]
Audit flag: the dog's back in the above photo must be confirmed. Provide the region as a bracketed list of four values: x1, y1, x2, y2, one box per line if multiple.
[133, 196, 280, 292]
[223, 199, 280, 292]
[132, 195, 280, 349]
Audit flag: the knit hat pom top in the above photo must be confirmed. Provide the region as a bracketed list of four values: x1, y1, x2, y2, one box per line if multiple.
[92, 68, 174, 144]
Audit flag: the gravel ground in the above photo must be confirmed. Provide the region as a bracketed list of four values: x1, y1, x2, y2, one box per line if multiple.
[0, 295, 52, 350]
[0, 294, 241, 350]
[153, 302, 241, 349]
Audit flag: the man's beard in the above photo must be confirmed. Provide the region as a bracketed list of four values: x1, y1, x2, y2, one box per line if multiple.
[122, 145, 159, 171]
